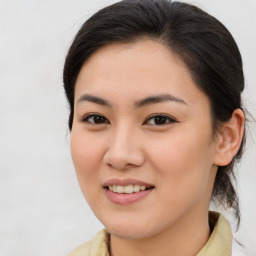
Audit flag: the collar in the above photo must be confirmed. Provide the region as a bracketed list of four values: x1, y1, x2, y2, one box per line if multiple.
[68, 212, 233, 256]
[197, 211, 233, 255]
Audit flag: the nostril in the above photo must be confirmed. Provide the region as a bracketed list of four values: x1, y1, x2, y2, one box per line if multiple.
[103, 150, 145, 170]
[104, 156, 133, 170]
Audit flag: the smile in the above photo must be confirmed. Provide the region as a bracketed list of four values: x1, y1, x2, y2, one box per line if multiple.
[103, 179, 155, 205]
[107, 184, 149, 194]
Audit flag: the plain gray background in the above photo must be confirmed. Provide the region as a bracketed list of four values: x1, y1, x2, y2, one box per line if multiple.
[0, 0, 255, 255]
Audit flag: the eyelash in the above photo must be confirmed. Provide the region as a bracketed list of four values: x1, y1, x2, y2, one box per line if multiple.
[81, 113, 109, 124]
[81, 113, 177, 126]
[143, 114, 176, 125]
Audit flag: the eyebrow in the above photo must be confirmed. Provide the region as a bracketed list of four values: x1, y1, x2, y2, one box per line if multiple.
[135, 94, 188, 107]
[77, 94, 112, 107]
[77, 93, 187, 108]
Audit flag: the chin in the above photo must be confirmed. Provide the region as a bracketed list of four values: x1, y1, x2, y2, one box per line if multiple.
[102, 218, 158, 240]
[107, 226, 153, 240]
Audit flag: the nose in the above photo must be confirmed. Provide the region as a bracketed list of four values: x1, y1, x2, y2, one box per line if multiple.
[103, 125, 145, 170]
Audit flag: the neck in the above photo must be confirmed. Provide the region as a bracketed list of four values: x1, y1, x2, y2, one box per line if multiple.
[110, 211, 210, 256]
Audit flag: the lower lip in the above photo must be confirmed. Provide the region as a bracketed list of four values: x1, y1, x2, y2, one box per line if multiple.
[104, 188, 154, 205]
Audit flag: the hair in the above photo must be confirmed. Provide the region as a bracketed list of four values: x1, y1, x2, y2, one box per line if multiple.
[63, 0, 245, 225]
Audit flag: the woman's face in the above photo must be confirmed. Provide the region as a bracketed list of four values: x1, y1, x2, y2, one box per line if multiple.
[70, 40, 219, 239]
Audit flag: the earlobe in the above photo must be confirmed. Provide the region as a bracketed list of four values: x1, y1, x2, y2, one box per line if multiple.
[214, 109, 245, 166]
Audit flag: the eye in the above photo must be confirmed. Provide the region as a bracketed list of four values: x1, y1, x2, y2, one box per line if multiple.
[82, 113, 109, 124]
[144, 114, 176, 125]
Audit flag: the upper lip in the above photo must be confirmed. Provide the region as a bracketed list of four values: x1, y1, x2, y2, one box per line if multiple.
[102, 178, 155, 188]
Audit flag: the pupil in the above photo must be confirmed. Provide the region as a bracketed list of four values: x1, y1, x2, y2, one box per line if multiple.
[155, 116, 166, 124]
[94, 116, 105, 124]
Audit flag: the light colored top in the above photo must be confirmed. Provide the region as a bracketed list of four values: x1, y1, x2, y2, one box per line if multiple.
[68, 212, 249, 256]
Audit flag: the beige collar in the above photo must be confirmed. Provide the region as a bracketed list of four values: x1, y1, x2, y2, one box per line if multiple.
[68, 212, 233, 256]
[197, 211, 233, 255]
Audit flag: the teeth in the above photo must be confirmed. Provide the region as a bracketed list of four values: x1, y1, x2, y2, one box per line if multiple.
[140, 185, 146, 191]
[124, 185, 133, 194]
[108, 185, 151, 193]
[116, 185, 125, 193]
[134, 185, 140, 192]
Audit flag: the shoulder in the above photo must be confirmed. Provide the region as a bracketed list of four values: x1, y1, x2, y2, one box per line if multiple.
[67, 239, 92, 256]
[68, 229, 110, 256]
[232, 239, 255, 256]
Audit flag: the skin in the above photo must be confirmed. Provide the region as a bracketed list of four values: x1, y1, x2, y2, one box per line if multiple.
[70, 39, 244, 256]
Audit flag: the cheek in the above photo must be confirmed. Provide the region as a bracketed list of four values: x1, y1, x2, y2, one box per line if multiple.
[70, 130, 105, 197]
[71, 137, 96, 172]
[146, 128, 215, 201]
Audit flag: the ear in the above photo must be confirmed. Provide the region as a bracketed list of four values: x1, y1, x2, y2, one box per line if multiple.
[213, 109, 245, 166]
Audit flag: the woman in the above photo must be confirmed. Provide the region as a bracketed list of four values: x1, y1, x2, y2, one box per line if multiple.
[63, 0, 249, 255]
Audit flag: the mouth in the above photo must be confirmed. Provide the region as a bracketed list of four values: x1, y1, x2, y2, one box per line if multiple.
[102, 179, 155, 205]
[105, 184, 154, 194]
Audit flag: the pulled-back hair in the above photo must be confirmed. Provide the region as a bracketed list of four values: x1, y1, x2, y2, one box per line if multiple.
[63, 0, 245, 225]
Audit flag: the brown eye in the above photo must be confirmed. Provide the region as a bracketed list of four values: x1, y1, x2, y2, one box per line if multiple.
[82, 114, 109, 124]
[144, 114, 176, 125]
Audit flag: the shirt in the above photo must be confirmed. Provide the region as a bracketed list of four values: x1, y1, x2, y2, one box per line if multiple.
[68, 212, 249, 256]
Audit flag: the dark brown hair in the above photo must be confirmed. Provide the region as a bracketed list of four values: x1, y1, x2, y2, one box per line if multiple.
[63, 0, 245, 225]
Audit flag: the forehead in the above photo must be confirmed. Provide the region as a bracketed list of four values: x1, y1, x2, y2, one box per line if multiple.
[74, 39, 210, 109]
[78, 39, 186, 80]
